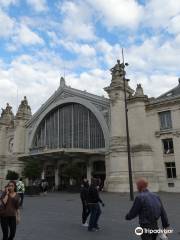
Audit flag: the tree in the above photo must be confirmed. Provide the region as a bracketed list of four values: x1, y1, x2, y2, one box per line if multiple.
[6, 170, 19, 180]
[22, 160, 42, 182]
[63, 162, 85, 185]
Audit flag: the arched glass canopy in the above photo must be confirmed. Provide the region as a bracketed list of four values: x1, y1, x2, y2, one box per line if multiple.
[32, 103, 105, 150]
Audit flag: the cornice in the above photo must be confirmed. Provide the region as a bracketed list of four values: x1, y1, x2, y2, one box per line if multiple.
[146, 95, 180, 110]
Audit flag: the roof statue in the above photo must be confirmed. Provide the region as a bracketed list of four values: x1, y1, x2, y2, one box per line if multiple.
[134, 84, 144, 97]
[0, 103, 14, 125]
[60, 76, 66, 88]
[16, 96, 32, 120]
[110, 59, 125, 83]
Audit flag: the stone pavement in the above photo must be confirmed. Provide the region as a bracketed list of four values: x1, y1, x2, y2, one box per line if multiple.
[0, 192, 179, 240]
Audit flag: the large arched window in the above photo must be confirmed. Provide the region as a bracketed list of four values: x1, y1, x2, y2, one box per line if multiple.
[32, 103, 105, 150]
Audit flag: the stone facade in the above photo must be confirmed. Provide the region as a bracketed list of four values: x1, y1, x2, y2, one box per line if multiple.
[0, 61, 180, 192]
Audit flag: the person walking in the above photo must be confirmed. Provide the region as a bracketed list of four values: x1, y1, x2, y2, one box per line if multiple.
[0, 181, 20, 240]
[87, 178, 105, 232]
[16, 178, 25, 208]
[125, 178, 169, 240]
[80, 178, 90, 227]
[41, 179, 49, 195]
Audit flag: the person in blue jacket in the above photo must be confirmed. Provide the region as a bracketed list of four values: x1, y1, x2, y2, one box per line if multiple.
[125, 178, 169, 240]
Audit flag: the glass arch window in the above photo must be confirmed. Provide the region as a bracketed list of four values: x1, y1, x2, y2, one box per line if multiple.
[32, 103, 105, 150]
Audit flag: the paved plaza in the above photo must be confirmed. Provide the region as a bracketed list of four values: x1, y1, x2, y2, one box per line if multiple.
[1, 192, 179, 240]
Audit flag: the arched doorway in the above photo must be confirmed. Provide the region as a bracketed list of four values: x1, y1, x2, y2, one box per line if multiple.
[58, 161, 87, 191]
[92, 161, 106, 190]
[44, 165, 55, 190]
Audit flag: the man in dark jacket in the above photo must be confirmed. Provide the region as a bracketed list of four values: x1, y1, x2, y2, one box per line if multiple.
[125, 178, 169, 240]
[87, 178, 105, 232]
[80, 178, 90, 227]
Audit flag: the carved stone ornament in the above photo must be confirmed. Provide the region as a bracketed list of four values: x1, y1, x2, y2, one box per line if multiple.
[0, 103, 14, 124]
[16, 96, 32, 120]
[8, 138, 14, 153]
[134, 84, 144, 97]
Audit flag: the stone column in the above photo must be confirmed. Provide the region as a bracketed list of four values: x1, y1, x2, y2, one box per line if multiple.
[128, 84, 159, 192]
[55, 167, 59, 190]
[87, 160, 92, 182]
[104, 60, 134, 192]
[41, 168, 45, 180]
[0, 126, 6, 156]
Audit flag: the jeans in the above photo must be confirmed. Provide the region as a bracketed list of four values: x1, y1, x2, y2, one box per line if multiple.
[140, 222, 158, 240]
[88, 203, 101, 230]
[0, 216, 16, 240]
[82, 203, 90, 224]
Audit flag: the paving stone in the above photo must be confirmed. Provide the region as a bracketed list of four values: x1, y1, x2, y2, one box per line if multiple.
[0, 192, 179, 240]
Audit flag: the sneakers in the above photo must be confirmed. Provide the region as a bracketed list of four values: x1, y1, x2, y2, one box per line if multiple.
[88, 226, 101, 232]
[95, 226, 100, 231]
[88, 228, 96, 232]
[82, 222, 89, 227]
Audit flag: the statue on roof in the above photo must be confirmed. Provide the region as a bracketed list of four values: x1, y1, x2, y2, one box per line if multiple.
[111, 60, 126, 78]
[16, 96, 32, 120]
[0, 103, 14, 125]
[60, 76, 66, 88]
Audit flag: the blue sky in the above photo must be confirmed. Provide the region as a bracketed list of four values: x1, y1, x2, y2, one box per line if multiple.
[0, 0, 180, 113]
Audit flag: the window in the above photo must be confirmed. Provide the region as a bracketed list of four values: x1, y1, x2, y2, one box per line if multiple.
[159, 111, 172, 130]
[165, 162, 176, 178]
[162, 138, 174, 154]
[32, 103, 105, 150]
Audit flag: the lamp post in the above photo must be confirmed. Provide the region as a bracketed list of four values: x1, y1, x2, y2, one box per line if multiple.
[122, 49, 134, 201]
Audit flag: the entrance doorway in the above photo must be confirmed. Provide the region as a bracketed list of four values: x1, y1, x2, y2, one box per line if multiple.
[92, 161, 106, 190]
[59, 161, 87, 191]
[45, 165, 55, 190]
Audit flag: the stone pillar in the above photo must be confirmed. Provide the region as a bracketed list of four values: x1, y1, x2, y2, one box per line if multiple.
[128, 84, 159, 191]
[14, 96, 32, 154]
[104, 60, 134, 192]
[0, 126, 6, 156]
[87, 161, 92, 182]
[41, 168, 45, 180]
[55, 167, 59, 190]
[13, 120, 26, 154]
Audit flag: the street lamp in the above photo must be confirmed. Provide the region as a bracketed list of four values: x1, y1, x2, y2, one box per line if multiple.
[122, 48, 134, 201]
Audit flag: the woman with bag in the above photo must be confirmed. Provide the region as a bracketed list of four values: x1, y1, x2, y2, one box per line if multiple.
[0, 181, 20, 240]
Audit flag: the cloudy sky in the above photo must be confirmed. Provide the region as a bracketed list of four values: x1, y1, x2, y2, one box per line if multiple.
[0, 0, 180, 113]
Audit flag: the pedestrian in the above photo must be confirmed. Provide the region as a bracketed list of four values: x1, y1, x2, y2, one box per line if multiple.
[16, 178, 25, 208]
[80, 178, 90, 227]
[41, 179, 48, 195]
[125, 178, 169, 240]
[87, 178, 105, 232]
[0, 181, 20, 240]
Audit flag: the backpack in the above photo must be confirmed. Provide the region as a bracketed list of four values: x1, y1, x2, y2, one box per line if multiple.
[141, 192, 162, 221]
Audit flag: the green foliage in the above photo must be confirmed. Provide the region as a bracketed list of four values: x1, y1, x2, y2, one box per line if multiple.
[22, 160, 42, 181]
[6, 170, 19, 180]
[63, 164, 81, 178]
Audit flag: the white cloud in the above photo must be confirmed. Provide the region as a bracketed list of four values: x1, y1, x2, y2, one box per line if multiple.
[26, 0, 48, 12]
[59, 1, 96, 41]
[13, 24, 44, 46]
[0, 9, 15, 37]
[60, 40, 96, 57]
[144, 0, 180, 29]
[167, 14, 180, 34]
[87, 0, 143, 29]
[0, 0, 18, 7]
[66, 68, 109, 96]
[128, 72, 178, 98]
[0, 53, 66, 113]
